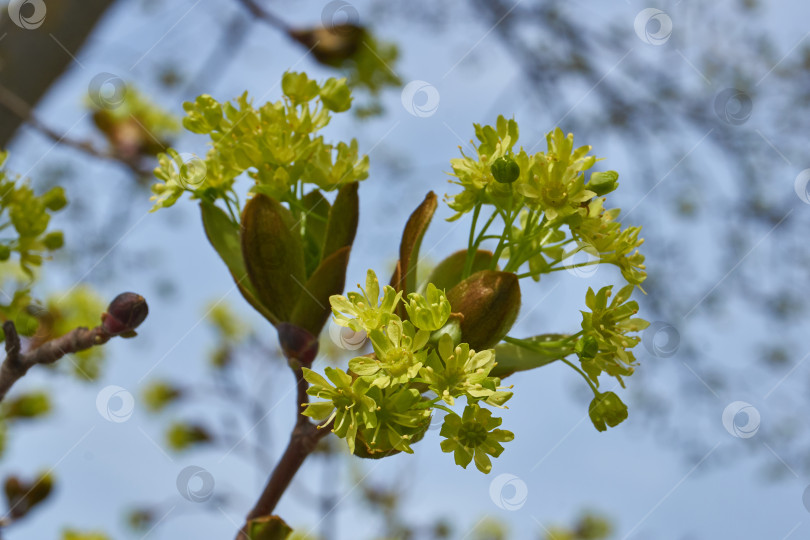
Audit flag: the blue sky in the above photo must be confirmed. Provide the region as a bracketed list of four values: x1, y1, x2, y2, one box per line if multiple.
[4, 0, 810, 538]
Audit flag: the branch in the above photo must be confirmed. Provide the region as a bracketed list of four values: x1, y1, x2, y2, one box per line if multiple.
[0, 83, 153, 177]
[0, 292, 148, 403]
[236, 350, 332, 539]
[233, 0, 291, 33]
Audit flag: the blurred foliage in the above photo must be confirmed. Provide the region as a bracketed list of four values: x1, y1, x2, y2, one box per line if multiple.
[0, 152, 66, 279]
[89, 85, 179, 164]
[141, 380, 182, 413]
[30, 285, 107, 380]
[1, 391, 51, 421]
[61, 530, 111, 540]
[543, 511, 612, 540]
[165, 421, 212, 452]
[3, 471, 54, 521]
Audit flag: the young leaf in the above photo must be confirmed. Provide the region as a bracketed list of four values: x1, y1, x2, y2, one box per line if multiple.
[490, 334, 570, 378]
[426, 249, 494, 293]
[390, 191, 438, 304]
[200, 202, 278, 325]
[322, 181, 359, 261]
[300, 189, 331, 276]
[446, 270, 521, 350]
[241, 195, 306, 322]
[290, 246, 351, 336]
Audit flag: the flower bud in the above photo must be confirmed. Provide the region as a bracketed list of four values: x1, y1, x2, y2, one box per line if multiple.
[588, 391, 628, 432]
[42, 231, 64, 250]
[42, 187, 68, 211]
[575, 335, 599, 359]
[404, 283, 451, 331]
[490, 156, 520, 184]
[446, 270, 521, 350]
[102, 292, 148, 336]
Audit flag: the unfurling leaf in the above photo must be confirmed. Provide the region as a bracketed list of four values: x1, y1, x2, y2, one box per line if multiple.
[390, 191, 438, 311]
[446, 270, 521, 350]
[200, 201, 278, 324]
[322, 181, 359, 261]
[491, 334, 570, 378]
[241, 195, 306, 322]
[426, 249, 494, 293]
[290, 246, 352, 337]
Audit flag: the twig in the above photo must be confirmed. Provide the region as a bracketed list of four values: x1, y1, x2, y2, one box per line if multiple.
[233, 0, 291, 34]
[0, 293, 147, 402]
[235, 363, 332, 539]
[0, 322, 110, 402]
[0, 83, 152, 177]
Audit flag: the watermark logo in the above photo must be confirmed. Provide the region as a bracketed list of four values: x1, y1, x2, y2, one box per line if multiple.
[634, 8, 672, 45]
[176, 465, 215, 503]
[401, 80, 440, 118]
[642, 321, 680, 358]
[96, 385, 135, 423]
[489, 473, 528, 511]
[722, 401, 760, 439]
[88, 73, 127, 110]
[714, 88, 753, 126]
[8, 0, 46, 30]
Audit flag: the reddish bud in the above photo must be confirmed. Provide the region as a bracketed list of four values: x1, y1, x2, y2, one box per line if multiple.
[102, 292, 148, 336]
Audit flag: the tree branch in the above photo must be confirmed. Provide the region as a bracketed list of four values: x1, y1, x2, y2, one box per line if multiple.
[0, 83, 153, 177]
[0, 292, 148, 402]
[236, 362, 332, 539]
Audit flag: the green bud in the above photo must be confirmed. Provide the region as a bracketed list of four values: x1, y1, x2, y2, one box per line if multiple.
[446, 270, 521, 350]
[319, 77, 352, 113]
[588, 170, 619, 196]
[43, 231, 64, 250]
[0, 244, 11, 261]
[247, 515, 293, 540]
[490, 156, 520, 184]
[42, 187, 68, 211]
[575, 335, 599, 359]
[588, 391, 628, 432]
[405, 283, 451, 331]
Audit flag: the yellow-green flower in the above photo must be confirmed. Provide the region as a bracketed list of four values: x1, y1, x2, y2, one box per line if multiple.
[330, 269, 402, 333]
[349, 319, 429, 388]
[440, 403, 514, 474]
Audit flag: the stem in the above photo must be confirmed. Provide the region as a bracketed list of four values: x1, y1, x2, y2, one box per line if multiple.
[462, 203, 482, 280]
[236, 364, 332, 538]
[561, 358, 600, 396]
[0, 321, 113, 402]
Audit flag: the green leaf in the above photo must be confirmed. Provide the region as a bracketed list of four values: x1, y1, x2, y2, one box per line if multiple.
[290, 246, 351, 336]
[247, 515, 293, 540]
[322, 181, 359, 261]
[426, 249, 494, 293]
[391, 191, 438, 304]
[300, 189, 331, 276]
[241, 195, 306, 322]
[200, 201, 278, 325]
[491, 334, 570, 378]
